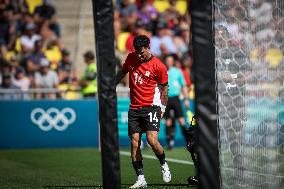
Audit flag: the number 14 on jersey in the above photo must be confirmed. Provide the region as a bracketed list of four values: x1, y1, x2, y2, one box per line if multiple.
[134, 73, 143, 84]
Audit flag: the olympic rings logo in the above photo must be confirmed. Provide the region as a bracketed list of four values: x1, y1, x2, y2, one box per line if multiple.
[31, 107, 76, 131]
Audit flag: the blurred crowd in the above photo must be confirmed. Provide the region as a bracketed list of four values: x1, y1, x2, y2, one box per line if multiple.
[215, 0, 284, 98]
[0, 0, 99, 100]
[0, 0, 76, 100]
[114, 0, 194, 99]
[0, 0, 195, 100]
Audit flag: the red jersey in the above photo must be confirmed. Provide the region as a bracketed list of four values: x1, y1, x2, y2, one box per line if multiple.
[122, 52, 168, 109]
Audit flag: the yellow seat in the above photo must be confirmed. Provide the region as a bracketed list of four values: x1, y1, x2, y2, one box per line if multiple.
[250, 48, 259, 64]
[58, 83, 81, 100]
[176, 0, 187, 15]
[265, 48, 283, 68]
[25, 0, 43, 14]
[44, 46, 62, 70]
[153, 0, 170, 13]
[5, 51, 16, 61]
[117, 32, 130, 53]
[15, 37, 22, 52]
[153, 0, 187, 15]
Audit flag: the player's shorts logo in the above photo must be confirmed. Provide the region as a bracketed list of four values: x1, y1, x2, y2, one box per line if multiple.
[31, 107, 76, 131]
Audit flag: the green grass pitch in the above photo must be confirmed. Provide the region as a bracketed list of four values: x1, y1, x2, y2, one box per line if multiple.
[0, 147, 197, 188]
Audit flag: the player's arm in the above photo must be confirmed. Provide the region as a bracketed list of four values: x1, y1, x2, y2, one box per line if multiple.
[115, 69, 127, 86]
[158, 83, 168, 118]
[116, 54, 130, 86]
[156, 59, 168, 118]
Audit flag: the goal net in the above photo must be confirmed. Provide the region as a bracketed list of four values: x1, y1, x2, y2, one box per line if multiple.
[214, 0, 284, 188]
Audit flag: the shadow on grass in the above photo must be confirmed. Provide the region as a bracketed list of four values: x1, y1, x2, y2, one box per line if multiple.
[44, 183, 198, 188]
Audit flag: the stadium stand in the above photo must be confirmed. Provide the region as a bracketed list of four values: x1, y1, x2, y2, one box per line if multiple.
[114, 0, 194, 99]
[0, 0, 81, 100]
[0, 0, 195, 100]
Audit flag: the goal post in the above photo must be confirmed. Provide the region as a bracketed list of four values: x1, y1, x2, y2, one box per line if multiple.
[191, 0, 284, 188]
[92, 1, 121, 188]
[190, 0, 221, 189]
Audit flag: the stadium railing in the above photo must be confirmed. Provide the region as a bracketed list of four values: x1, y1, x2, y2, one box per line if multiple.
[0, 88, 80, 100]
[0, 86, 130, 100]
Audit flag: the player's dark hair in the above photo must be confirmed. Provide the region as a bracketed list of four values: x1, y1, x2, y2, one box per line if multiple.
[133, 35, 150, 50]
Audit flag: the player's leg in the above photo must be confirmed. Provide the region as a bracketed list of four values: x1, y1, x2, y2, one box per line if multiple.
[165, 118, 175, 150]
[145, 106, 171, 183]
[130, 132, 143, 165]
[129, 132, 147, 188]
[164, 98, 175, 150]
[146, 131, 164, 155]
[146, 131, 171, 183]
[172, 96, 187, 141]
[128, 109, 147, 188]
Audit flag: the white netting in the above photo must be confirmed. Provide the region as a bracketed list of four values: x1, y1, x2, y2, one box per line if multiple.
[215, 0, 284, 188]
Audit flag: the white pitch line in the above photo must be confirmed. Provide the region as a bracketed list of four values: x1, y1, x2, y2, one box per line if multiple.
[120, 151, 284, 179]
[120, 151, 194, 165]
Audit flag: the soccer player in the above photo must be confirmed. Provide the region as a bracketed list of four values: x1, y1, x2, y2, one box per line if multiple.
[116, 35, 171, 188]
[163, 54, 190, 150]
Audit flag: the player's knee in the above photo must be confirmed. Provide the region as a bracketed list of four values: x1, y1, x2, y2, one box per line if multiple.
[130, 138, 140, 149]
[146, 136, 157, 147]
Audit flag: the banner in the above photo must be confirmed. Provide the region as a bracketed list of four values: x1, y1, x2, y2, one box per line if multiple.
[0, 98, 194, 148]
[0, 100, 99, 148]
[117, 98, 194, 146]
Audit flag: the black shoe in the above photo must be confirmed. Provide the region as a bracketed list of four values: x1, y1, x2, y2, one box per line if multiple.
[188, 176, 198, 186]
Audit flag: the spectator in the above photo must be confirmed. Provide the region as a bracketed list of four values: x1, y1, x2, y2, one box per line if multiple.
[43, 38, 62, 70]
[13, 66, 30, 99]
[57, 50, 80, 100]
[0, 57, 13, 73]
[180, 52, 193, 88]
[0, 2, 12, 58]
[0, 0, 68, 100]
[57, 48, 72, 84]
[118, 0, 138, 30]
[173, 23, 190, 57]
[150, 22, 177, 58]
[164, 0, 181, 31]
[20, 23, 41, 53]
[13, 66, 30, 91]
[163, 54, 190, 150]
[0, 59, 13, 84]
[0, 73, 20, 100]
[34, 0, 61, 37]
[25, 39, 45, 71]
[137, 0, 158, 31]
[80, 50, 97, 98]
[34, 58, 58, 99]
[125, 19, 150, 53]
[113, 5, 121, 42]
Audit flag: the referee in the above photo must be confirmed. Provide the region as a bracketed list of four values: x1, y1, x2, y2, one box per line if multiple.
[163, 54, 190, 150]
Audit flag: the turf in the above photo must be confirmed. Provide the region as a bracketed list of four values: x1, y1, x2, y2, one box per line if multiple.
[0, 147, 196, 189]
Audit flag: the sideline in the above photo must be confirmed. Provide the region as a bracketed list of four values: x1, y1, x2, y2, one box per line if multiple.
[120, 151, 194, 165]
